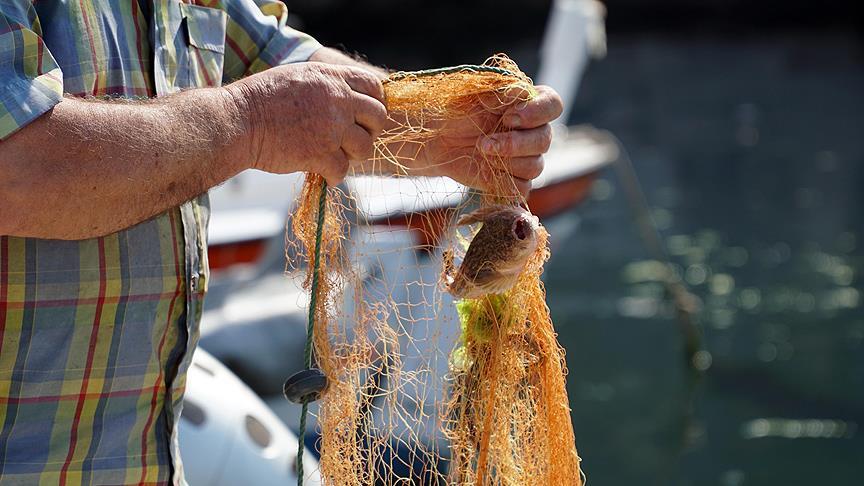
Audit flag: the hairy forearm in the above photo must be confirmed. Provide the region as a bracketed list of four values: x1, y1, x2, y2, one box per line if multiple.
[0, 89, 249, 239]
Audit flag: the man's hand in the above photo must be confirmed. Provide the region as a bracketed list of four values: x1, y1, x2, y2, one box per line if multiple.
[396, 85, 564, 196]
[226, 62, 388, 186]
[303, 48, 564, 195]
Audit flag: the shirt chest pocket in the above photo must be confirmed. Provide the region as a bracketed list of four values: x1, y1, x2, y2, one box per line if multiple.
[180, 4, 227, 87]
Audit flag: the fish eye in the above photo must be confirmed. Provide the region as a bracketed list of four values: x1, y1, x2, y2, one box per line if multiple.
[513, 218, 530, 240]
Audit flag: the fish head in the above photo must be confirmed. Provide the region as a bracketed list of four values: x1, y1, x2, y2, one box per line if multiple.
[509, 210, 541, 258]
[459, 205, 540, 259]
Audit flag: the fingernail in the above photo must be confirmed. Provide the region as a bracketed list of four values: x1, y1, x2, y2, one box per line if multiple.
[482, 138, 499, 153]
[515, 100, 530, 112]
[505, 115, 521, 128]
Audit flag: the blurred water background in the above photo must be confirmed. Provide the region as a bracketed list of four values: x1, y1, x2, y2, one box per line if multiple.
[287, 2, 864, 484]
[558, 32, 864, 485]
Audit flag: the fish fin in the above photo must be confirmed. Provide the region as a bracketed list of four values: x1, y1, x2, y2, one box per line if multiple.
[450, 267, 517, 299]
[456, 205, 512, 226]
[476, 271, 520, 296]
[468, 266, 500, 289]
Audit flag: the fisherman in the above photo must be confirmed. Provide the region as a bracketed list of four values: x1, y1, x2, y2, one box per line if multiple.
[0, 2, 562, 484]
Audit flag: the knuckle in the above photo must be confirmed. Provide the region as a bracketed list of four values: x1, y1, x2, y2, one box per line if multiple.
[357, 71, 377, 88]
[551, 93, 564, 117]
[345, 66, 372, 81]
[539, 125, 553, 152]
[375, 103, 389, 123]
[528, 156, 545, 178]
[357, 68, 380, 84]
[499, 133, 515, 155]
[538, 86, 564, 117]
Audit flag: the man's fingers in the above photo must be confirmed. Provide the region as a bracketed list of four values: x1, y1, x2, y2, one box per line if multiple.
[353, 93, 388, 138]
[341, 123, 375, 161]
[320, 150, 350, 186]
[342, 67, 386, 104]
[501, 85, 563, 129]
[506, 156, 545, 180]
[480, 124, 553, 158]
[439, 155, 532, 198]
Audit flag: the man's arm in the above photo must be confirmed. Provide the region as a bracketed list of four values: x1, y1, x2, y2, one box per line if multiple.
[0, 90, 247, 240]
[0, 63, 387, 240]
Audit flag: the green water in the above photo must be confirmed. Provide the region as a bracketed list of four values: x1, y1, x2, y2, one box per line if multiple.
[550, 33, 864, 486]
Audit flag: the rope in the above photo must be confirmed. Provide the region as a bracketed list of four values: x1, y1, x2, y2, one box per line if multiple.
[384, 64, 517, 83]
[296, 180, 328, 486]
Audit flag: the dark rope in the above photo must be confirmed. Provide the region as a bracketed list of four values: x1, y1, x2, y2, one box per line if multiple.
[384, 64, 517, 83]
[296, 180, 328, 486]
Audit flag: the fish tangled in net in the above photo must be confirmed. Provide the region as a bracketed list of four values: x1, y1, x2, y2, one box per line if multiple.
[288, 55, 582, 485]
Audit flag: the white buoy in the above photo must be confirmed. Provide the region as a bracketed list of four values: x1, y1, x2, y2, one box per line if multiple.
[179, 349, 321, 486]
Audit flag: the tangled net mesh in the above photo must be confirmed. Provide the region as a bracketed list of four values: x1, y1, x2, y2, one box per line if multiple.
[287, 55, 582, 485]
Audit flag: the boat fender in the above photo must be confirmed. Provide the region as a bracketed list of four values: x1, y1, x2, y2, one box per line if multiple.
[283, 368, 328, 404]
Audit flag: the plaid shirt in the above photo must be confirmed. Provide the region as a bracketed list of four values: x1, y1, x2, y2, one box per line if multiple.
[0, 1, 320, 484]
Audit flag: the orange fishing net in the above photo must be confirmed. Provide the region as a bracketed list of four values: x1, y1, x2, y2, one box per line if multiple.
[287, 55, 582, 486]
